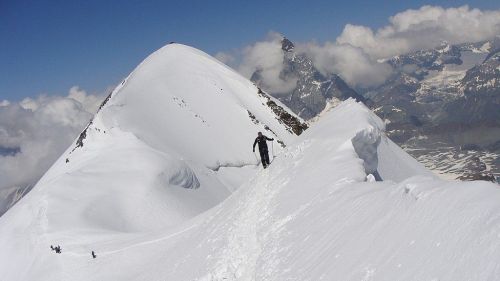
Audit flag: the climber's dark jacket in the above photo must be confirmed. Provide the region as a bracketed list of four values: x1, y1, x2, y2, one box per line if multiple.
[253, 135, 273, 152]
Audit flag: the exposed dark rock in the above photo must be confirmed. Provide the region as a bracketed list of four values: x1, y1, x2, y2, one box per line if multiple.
[461, 144, 482, 151]
[457, 173, 496, 182]
[247, 110, 286, 148]
[256, 88, 308, 135]
[71, 91, 114, 153]
[281, 37, 294, 52]
[74, 122, 91, 150]
[247, 110, 259, 124]
[409, 115, 423, 127]
[98, 92, 113, 111]
[251, 36, 368, 120]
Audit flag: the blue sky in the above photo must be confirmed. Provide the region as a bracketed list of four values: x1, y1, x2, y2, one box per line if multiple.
[1, 0, 499, 101]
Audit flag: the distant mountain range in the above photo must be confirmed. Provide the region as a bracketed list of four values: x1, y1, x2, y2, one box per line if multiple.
[369, 38, 500, 142]
[251, 38, 368, 120]
[252, 37, 500, 182]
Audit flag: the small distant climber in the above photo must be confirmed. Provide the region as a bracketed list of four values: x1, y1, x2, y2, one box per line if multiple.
[253, 132, 274, 168]
[91, 251, 97, 259]
[54, 245, 62, 254]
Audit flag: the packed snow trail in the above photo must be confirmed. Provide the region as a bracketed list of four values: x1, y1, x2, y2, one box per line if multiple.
[207, 162, 258, 172]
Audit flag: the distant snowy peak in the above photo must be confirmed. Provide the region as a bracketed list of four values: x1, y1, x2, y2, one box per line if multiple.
[460, 50, 500, 95]
[388, 38, 499, 75]
[436, 42, 451, 53]
[459, 40, 496, 54]
[376, 37, 500, 105]
[388, 43, 462, 72]
[252, 36, 368, 120]
[281, 37, 294, 52]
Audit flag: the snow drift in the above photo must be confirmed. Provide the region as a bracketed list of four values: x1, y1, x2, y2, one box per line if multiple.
[1, 44, 499, 281]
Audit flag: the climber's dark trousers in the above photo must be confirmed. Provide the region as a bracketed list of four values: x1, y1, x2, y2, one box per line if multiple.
[259, 148, 270, 166]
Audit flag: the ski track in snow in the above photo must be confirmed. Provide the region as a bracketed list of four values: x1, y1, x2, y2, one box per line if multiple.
[63, 223, 199, 257]
[207, 162, 258, 172]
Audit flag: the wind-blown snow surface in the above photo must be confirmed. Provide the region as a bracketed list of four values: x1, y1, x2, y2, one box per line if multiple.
[1, 45, 500, 281]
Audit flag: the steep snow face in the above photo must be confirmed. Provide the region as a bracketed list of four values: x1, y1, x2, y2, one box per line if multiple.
[0, 43, 308, 280]
[96, 43, 300, 168]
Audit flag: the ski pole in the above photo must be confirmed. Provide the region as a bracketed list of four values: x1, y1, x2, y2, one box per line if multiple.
[253, 151, 260, 166]
[271, 140, 275, 159]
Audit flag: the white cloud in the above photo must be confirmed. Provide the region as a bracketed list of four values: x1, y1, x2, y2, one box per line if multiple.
[214, 52, 236, 66]
[337, 5, 500, 59]
[336, 24, 408, 59]
[237, 31, 298, 94]
[297, 42, 393, 88]
[0, 87, 106, 214]
[223, 5, 500, 90]
[233, 32, 392, 89]
[68, 86, 103, 113]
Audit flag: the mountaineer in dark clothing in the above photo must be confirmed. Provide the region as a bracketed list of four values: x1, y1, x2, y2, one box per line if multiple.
[253, 132, 274, 168]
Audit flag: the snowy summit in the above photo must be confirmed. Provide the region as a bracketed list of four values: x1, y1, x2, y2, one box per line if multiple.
[1, 43, 499, 281]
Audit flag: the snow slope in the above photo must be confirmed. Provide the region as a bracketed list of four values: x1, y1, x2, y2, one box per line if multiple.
[1, 44, 500, 281]
[0, 43, 303, 280]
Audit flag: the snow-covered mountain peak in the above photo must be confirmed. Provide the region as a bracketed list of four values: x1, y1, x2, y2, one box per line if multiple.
[0, 43, 310, 280]
[73, 43, 306, 167]
[281, 37, 295, 52]
[437, 42, 451, 53]
[251, 37, 368, 120]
